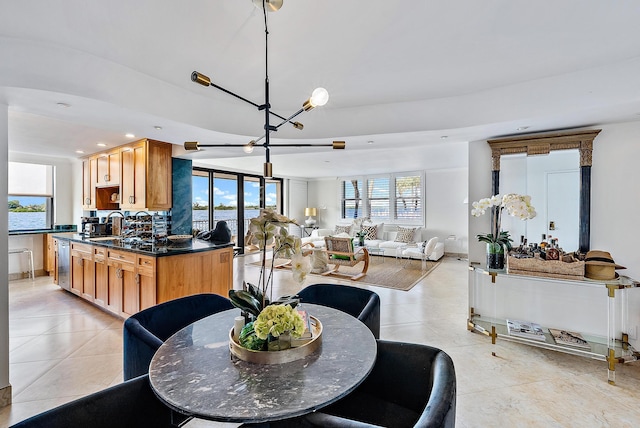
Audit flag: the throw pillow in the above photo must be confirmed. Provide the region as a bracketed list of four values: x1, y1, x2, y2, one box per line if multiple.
[335, 225, 352, 235]
[394, 226, 418, 243]
[361, 224, 381, 240]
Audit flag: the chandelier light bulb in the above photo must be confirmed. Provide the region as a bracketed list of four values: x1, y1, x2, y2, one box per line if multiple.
[310, 87, 329, 107]
[243, 141, 255, 154]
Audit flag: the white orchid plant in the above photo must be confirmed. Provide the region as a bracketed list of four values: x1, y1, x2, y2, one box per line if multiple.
[471, 194, 536, 249]
[228, 209, 311, 322]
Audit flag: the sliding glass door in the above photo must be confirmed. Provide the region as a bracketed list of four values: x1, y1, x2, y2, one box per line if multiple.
[192, 168, 282, 250]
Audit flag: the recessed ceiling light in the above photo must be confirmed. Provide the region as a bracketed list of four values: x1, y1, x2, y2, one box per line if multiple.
[154, 126, 163, 130]
[75, 150, 84, 154]
[125, 133, 135, 138]
[56, 102, 71, 108]
[516, 126, 529, 131]
[440, 136, 448, 139]
[97, 143, 107, 147]
[367, 140, 374, 145]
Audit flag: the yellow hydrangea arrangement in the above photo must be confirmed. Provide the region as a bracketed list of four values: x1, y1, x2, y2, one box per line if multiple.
[253, 304, 305, 340]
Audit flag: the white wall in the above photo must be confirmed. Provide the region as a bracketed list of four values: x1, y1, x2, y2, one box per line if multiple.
[425, 168, 468, 254]
[285, 179, 308, 235]
[1, 103, 9, 400]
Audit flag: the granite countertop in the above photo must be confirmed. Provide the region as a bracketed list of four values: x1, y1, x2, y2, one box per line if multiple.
[149, 304, 377, 423]
[9, 226, 77, 236]
[52, 233, 233, 257]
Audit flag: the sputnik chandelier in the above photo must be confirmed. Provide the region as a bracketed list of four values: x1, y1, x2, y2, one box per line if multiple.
[184, 0, 345, 178]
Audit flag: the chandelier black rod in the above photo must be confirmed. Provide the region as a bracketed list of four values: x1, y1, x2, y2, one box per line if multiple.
[192, 73, 300, 128]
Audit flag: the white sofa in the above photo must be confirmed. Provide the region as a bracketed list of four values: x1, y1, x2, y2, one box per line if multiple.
[300, 225, 444, 261]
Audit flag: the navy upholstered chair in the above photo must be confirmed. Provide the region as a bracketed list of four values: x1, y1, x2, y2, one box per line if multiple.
[123, 293, 234, 380]
[297, 283, 380, 339]
[274, 340, 457, 428]
[10, 375, 182, 428]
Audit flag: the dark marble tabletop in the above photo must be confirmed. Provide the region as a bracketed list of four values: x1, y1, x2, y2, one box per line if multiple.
[149, 304, 377, 424]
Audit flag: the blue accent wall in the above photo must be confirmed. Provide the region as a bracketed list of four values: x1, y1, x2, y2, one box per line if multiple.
[171, 158, 192, 235]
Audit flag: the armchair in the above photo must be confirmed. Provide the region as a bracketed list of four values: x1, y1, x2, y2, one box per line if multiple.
[297, 283, 380, 338]
[322, 236, 370, 280]
[123, 293, 233, 380]
[9, 375, 181, 428]
[273, 340, 456, 428]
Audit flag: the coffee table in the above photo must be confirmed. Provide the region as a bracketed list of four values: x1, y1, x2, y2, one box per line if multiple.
[149, 304, 377, 424]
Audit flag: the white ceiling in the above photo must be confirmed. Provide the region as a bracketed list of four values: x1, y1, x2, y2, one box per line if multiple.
[2, 0, 640, 178]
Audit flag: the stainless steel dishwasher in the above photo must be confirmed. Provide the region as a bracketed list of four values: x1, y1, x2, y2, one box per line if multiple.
[57, 239, 70, 290]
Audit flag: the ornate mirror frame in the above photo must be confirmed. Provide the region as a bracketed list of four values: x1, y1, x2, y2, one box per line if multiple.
[487, 129, 601, 253]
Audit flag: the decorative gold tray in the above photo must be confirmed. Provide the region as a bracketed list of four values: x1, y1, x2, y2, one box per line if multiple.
[229, 316, 323, 364]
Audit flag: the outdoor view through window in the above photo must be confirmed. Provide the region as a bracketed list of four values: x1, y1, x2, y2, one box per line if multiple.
[8, 162, 54, 231]
[192, 171, 279, 237]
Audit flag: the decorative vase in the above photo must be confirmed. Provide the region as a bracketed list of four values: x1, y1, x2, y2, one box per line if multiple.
[229, 318, 322, 364]
[486, 242, 505, 270]
[267, 332, 292, 351]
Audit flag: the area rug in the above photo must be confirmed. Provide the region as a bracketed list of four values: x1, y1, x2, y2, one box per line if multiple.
[247, 257, 441, 291]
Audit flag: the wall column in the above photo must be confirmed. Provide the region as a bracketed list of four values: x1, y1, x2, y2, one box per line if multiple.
[0, 102, 11, 407]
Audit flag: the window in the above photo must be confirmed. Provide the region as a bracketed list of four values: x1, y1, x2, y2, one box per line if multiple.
[341, 179, 363, 219]
[395, 174, 422, 221]
[339, 172, 423, 224]
[8, 162, 54, 231]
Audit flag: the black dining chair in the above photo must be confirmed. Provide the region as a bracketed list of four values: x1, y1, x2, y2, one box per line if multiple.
[272, 340, 457, 428]
[297, 283, 380, 338]
[123, 293, 234, 380]
[9, 374, 185, 428]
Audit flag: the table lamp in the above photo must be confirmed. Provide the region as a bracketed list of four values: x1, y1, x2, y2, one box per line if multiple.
[304, 207, 317, 226]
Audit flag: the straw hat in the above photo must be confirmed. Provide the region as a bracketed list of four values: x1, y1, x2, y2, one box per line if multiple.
[584, 250, 625, 280]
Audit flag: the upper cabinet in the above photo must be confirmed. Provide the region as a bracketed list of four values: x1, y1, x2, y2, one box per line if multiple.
[82, 157, 97, 210]
[120, 139, 172, 211]
[96, 149, 120, 187]
[81, 139, 173, 211]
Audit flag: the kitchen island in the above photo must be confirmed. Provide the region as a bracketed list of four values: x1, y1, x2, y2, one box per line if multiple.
[52, 234, 233, 318]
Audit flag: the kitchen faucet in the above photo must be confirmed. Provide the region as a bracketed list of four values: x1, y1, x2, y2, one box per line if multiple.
[105, 211, 125, 236]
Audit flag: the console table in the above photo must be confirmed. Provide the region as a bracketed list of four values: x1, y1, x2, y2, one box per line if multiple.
[149, 304, 377, 424]
[467, 266, 640, 384]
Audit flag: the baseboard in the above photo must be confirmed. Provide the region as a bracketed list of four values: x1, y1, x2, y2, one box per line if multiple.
[8, 269, 45, 281]
[0, 384, 11, 408]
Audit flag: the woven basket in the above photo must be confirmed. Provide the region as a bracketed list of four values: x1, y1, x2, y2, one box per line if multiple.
[507, 256, 584, 280]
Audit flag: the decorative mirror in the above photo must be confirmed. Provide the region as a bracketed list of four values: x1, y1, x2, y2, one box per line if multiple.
[487, 129, 600, 253]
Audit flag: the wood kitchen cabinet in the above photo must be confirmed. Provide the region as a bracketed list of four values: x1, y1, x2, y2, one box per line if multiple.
[59, 237, 233, 319]
[137, 255, 156, 311]
[53, 238, 59, 284]
[156, 246, 233, 303]
[44, 234, 55, 275]
[93, 246, 109, 308]
[71, 242, 94, 299]
[95, 149, 120, 187]
[107, 249, 136, 317]
[82, 157, 97, 210]
[120, 139, 172, 211]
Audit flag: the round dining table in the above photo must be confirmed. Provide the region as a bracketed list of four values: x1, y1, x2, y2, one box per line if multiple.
[149, 303, 377, 424]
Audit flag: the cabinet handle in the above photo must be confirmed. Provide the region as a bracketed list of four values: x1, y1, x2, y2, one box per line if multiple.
[104, 174, 109, 182]
[135, 274, 140, 285]
[85, 197, 91, 204]
[116, 268, 123, 279]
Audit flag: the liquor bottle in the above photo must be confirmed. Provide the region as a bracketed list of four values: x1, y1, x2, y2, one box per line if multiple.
[546, 238, 560, 260]
[539, 234, 548, 250]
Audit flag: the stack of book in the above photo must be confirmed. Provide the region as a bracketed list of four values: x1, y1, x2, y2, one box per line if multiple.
[506, 319, 546, 341]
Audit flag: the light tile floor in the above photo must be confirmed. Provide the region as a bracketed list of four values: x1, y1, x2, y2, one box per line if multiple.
[2, 255, 640, 427]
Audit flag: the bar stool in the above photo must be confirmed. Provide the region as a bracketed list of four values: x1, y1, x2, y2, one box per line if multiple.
[9, 247, 35, 279]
